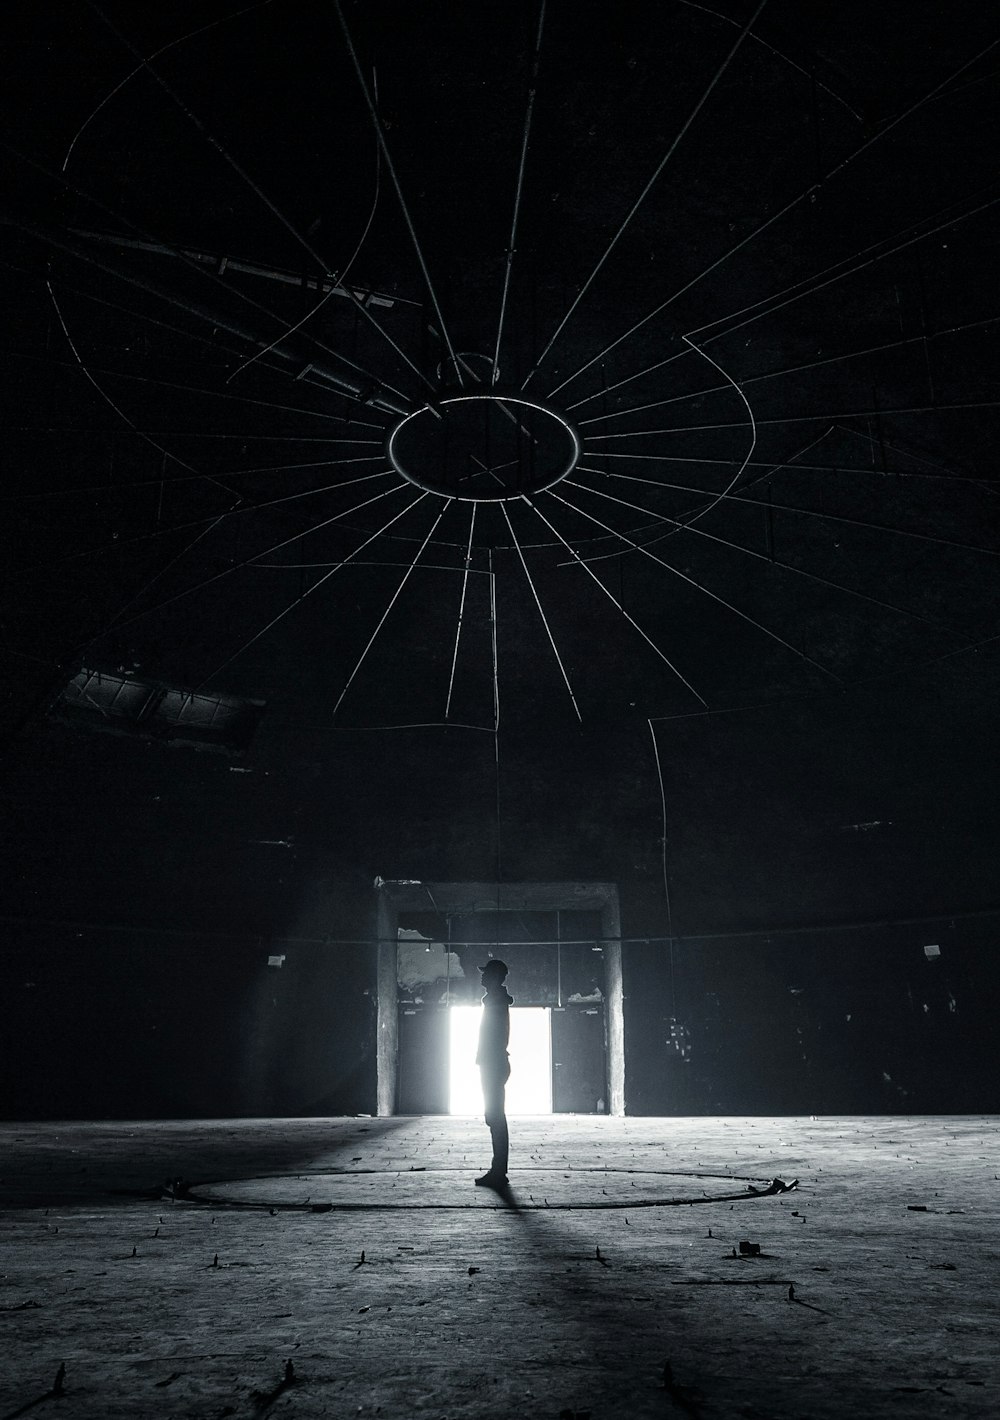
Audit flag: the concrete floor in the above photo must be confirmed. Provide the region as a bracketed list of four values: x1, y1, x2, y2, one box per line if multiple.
[1, 1115, 997, 1419]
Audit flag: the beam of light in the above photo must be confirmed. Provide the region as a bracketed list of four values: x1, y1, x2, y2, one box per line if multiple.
[197, 493, 429, 689]
[74, 481, 412, 648]
[331, 498, 453, 717]
[546, 30, 1000, 405]
[567, 470, 980, 628]
[13, 469, 398, 580]
[335, 0, 462, 389]
[521, 0, 768, 396]
[548, 487, 840, 681]
[500, 502, 583, 722]
[86, 0, 434, 400]
[444, 503, 477, 720]
[523, 496, 708, 707]
[491, 0, 546, 386]
[449, 1007, 552, 1116]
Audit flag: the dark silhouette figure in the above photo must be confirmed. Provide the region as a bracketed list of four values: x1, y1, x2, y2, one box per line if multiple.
[475, 958, 512, 1188]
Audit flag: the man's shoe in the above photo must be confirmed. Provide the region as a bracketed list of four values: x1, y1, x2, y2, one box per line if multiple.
[474, 1171, 508, 1188]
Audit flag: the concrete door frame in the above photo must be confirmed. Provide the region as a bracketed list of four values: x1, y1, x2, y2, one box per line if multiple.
[374, 879, 624, 1117]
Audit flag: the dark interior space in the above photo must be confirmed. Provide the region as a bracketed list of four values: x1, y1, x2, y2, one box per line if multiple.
[3, 7, 1000, 1417]
[1, 0, 999, 1123]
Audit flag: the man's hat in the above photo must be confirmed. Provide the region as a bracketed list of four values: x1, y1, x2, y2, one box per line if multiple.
[479, 957, 509, 978]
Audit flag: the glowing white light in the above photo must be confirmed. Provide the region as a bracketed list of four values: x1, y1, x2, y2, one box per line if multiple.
[448, 1006, 552, 1115]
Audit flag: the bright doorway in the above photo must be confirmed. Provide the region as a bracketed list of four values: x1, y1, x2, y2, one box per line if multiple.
[448, 1006, 553, 1115]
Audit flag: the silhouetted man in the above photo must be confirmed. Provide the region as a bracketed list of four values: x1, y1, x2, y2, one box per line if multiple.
[475, 958, 512, 1188]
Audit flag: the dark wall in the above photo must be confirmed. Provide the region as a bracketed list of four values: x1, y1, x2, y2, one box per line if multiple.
[1, 646, 999, 1118]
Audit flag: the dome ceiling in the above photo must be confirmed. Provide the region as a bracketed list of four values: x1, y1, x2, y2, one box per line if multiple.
[4, 0, 1000, 731]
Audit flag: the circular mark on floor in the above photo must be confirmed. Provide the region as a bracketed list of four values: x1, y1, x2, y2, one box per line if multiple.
[187, 1168, 791, 1211]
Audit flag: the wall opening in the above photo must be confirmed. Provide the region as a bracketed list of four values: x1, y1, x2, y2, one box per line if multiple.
[376, 879, 624, 1116]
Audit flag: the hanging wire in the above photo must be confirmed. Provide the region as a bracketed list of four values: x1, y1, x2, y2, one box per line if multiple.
[575, 312, 1000, 429]
[499, 502, 583, 722]
[334, 0, 463, 388]
[546, 30, 1000, 405]
[77, 480, 412, 646]
[14, 468, 398, 582]
[46, 281, 240, 504]
[582, 393, 1000, 440]
[331, 498, 453, 717]
[82, 0, 434, 397]
[521, 495, 708, 707]
[225, 64, 384, 385]
[570, 465, 1000, 564]
[197, 492, 429, 688]
[520, 0, 768, 394]
[491, 0, 546, 386]
[0, 236, 407, 420]
[444, 503, 477, 719]
[547, 486, 841, 681]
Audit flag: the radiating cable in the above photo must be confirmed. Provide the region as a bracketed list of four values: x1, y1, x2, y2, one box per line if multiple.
[0, 238, 407, 419]
[2, 453, 388, 503]
[334, 0, 463, 388]
[75, 481, 411, 645]
[583, 394, 1000, 440]
[12, 469, 398, 581]
[522, 496, 708, 707]
[549, 486, 840, 680]
[521, 0, 767, 395]
[499, 502, 583, 721]
[491, 0, 546, 386]
[489, 549, 500, 735]
[7, 331, 387, 429]
[225, 65, 383, 385]
[81, 1, 433, 397]
[574, 466, 1000, 561]
[444, 503, 477, 720]
[46, 280, 239, 504]
[331, 498, 452, 717]
[548, 30, 1000, 403]
[576, 313, 1000, 428]
[64, 0, 277, 171]
[197, 493, 429, 688]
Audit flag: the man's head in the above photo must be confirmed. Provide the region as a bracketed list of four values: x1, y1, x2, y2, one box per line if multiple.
[480, 958, 509, 989]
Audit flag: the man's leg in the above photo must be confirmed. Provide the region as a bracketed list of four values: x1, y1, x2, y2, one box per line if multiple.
[478, 1069, 509, 1183]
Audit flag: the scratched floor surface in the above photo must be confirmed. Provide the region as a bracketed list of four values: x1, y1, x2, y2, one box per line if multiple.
[1, 1115, 997, 1418]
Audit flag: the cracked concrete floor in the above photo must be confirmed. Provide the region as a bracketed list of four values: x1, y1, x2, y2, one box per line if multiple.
[1, 1115, 998, 1418]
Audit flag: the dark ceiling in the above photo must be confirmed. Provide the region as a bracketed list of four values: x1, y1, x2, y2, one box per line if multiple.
[3, 0, 1000, 735]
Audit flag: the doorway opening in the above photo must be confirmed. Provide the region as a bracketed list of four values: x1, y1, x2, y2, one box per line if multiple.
[448, 1006, 553, 1115]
